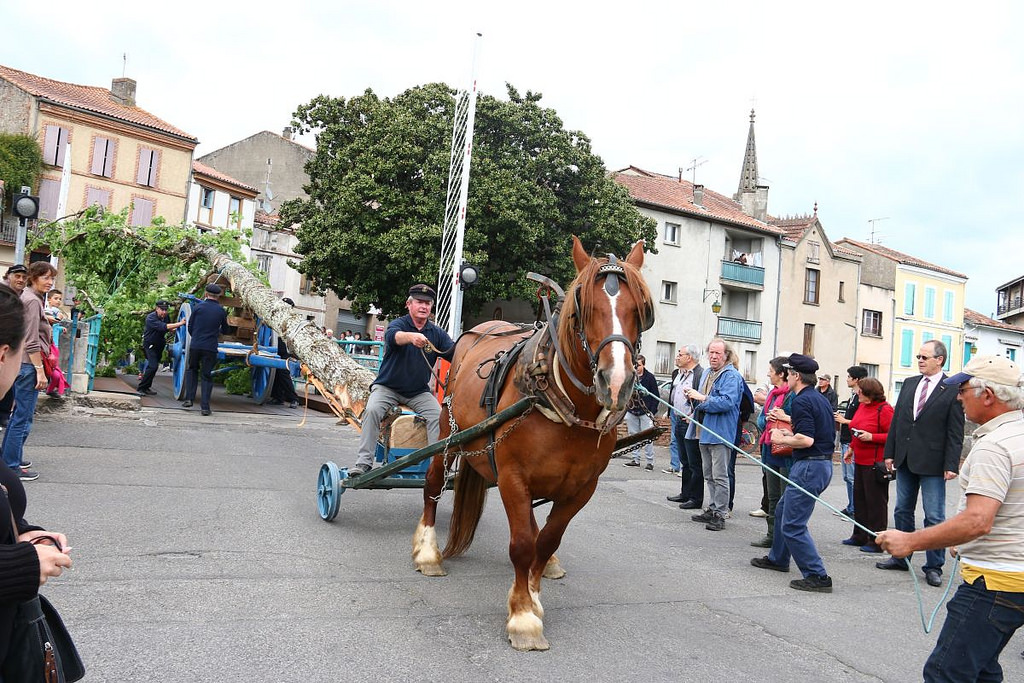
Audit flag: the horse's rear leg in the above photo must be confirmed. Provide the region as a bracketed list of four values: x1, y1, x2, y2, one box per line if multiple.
[412, 454, 448, 576]
[503, 489, 548, 651]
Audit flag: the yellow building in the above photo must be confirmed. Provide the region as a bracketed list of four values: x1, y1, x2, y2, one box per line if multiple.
[836, 239, 967, 400]
[0, 64, 197, 266]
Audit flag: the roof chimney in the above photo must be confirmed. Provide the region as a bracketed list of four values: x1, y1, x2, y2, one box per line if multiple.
[282, 126, 293, 140]
[693, 184, 705, 208]
[110, 78, 137, 107]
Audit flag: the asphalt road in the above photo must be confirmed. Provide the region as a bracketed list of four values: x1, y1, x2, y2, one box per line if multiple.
[21, 402, 1024, 683]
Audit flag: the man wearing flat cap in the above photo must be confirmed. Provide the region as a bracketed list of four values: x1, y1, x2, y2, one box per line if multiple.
[182, 283, 230, 415]
[877, 356, 1024, 681]
[137, 299, 185, 396]
[348, 283, 455, 476]
[0, 265, 29, 426]
[751, 353, 836, 592]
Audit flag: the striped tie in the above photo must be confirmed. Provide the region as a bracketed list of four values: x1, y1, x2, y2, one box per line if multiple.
[915, 376, 930, 419]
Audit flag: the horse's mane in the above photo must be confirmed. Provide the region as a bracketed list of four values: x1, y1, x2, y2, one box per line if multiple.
[556, 253, 653, 369]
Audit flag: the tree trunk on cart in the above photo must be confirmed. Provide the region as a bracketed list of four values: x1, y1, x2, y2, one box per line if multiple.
[204, 251, 375, 422]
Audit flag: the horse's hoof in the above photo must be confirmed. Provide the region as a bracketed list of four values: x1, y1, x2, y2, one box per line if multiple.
[507, 612, 549, 651]
[542, 557, 566, 580]
[415, 563, 448, 577]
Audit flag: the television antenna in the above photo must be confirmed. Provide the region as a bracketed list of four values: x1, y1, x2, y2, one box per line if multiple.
[683, 156, 708, 184]
[867, 217, 889, 244]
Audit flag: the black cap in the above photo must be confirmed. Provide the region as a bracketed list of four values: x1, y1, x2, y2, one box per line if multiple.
[408, 283, 436, 302]
[205, 284, 223, 295]
[4, 264, 27, 276]
[155, 300, 170, 310]
[784, 353, 819, 374]
[282, 297, 295, 307]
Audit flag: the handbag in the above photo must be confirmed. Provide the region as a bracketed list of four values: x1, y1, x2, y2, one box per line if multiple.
[4, 594, 85, 682]
[1, 486, 84, 682]
[765, 418, 793, 456]
[873, 461, 895, 484]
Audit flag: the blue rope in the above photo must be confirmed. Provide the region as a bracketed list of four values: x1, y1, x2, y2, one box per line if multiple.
[637, 383, 955, 633]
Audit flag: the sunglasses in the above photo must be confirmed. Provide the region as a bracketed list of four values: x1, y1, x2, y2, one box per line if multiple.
[915, 355, 936, 361]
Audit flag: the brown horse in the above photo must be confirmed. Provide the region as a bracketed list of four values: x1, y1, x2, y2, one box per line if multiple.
[412, 235, 653, 650]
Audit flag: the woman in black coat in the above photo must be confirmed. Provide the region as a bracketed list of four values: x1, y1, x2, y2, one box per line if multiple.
[0, 283, 73, 668]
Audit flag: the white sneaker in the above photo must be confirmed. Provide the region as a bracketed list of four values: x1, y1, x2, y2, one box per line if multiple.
[749, 509, 768, 518]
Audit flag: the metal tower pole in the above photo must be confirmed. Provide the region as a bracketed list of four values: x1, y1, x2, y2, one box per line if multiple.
[436, 33, 481, 338]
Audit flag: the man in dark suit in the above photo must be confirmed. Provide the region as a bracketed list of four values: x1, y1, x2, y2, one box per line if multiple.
[183, 284, 230, 416]
[875, 339, 964, 586]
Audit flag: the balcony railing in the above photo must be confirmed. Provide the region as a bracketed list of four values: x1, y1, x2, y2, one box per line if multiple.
[0, 220, 18, 244]
[997, 297, 1022, 315]
[717, 316, 762, 342]
[720, 260, 765, 288]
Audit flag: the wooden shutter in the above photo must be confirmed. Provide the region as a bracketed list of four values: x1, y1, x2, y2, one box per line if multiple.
[91, 137, 113, 177]
[131, 198, 154, 226]
[38, 178, 61, 220]
[86, 187, 110, 208]
[43, 125, 68, 166]
[137, 148, 159, 186]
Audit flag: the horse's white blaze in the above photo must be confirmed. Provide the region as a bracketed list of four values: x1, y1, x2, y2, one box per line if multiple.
[604, 290, 630, 397]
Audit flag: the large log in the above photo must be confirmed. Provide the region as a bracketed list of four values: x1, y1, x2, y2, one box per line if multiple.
[93, 227, 376, 421]
[207, 252, 375, 422]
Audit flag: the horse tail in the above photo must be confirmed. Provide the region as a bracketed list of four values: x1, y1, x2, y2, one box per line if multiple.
[442, 460, 488, 558]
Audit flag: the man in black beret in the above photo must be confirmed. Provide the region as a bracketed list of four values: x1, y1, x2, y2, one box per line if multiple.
[751, 353, 837, 592]
[182, 284, 230, 415]
[137, 300, 185, 396]
[347, 283, 455, 476]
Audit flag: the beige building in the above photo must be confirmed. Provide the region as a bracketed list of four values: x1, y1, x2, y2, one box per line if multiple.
[771, 212, 861, 386]
[0, 64, 197, 268]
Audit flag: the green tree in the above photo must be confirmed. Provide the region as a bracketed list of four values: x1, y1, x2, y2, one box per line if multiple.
[0, 132, 43, 205]
[34, 207, 256, 373]
[281, 83, 656, 318]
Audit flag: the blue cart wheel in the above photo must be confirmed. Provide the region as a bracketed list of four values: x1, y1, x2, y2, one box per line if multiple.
[317, 462, 345, 521]
[170, 302, 193, 401]
[251, 321, 277, 404]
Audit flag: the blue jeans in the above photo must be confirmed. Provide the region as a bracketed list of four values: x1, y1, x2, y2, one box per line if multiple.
[894, 465, 947, 572]
[840, 443, 855, 511]
[923, 575, 1024, 682]
[625, 412, 654, 464]
[769, 458, 833, 578]
[668, 412, 681, 471]
[1, 364, 41, 470]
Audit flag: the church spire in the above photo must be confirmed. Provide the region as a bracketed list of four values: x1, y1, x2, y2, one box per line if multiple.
[734, 108, 759, 201]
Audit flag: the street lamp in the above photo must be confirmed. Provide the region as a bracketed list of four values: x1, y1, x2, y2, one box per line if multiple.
[703, 288, 722, 314]
[11, 186, 39, 265]
[458, 262, 479, 290]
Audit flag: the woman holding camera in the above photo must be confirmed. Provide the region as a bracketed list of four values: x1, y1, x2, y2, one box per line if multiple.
[842, 377, 894, 553]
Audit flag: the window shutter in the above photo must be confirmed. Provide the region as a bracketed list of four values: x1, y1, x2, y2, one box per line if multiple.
[54, 127, 67, 168]
[91, 138, 106, 175]
[38, 178, 61, 220]
[900, 329, 914, 367]
[131, 198, 154, 226]
[43, 125, 59, 165]
[941, 335, 952, 371]
[86, 187, 110, 208]
[137, 149, 150, 184]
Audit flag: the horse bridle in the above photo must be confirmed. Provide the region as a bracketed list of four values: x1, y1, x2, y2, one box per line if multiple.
[543, 255, 646, 396]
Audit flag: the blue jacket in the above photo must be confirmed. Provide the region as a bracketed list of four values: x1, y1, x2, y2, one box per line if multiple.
[187, 298, 230, 352]
[691, 363, 744, 446]
[372, 315, 455, 398]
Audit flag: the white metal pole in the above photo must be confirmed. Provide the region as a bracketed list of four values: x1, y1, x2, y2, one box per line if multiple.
[447, 33, 481, 338]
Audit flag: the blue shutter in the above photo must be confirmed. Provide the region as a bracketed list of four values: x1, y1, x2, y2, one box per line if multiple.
[900, 329, 914, 367]
[923, 331, 934, 342]
[941, 335, 952, 371]
[925, 288, 936, 318]
[904, 283, 916, 315]
[944, 292, 954, 322]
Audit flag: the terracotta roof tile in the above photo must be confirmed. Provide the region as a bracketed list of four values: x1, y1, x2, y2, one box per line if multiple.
[964, 308, 1024, 332]
[613, 167, 786, 236]
[0, 64, 196, 142]
[836, 238, 967, 279]
[192, 161, 258, 194]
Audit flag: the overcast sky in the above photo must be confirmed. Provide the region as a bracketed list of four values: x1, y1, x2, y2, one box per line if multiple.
[6, 0, 1022, 316]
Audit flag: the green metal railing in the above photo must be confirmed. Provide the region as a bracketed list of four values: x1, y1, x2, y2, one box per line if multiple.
[720, 260, 765, 287]
[717, 316, 762, 342]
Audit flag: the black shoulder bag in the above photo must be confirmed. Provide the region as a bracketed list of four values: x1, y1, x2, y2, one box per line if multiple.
[1, 486, 84, 682]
